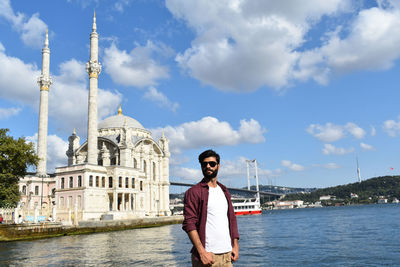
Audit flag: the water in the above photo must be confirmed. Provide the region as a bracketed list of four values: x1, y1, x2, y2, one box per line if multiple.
[1, 204, 399, 266]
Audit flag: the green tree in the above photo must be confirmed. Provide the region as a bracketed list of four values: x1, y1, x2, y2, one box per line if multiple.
[0, 128, 39, 207]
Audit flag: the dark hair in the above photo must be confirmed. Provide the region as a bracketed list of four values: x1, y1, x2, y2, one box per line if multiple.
[198, 149, 220, 164]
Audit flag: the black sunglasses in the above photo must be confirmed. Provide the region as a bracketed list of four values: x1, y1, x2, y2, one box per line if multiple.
[201, 161, 218, 168]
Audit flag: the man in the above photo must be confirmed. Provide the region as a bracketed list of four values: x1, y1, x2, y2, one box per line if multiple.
[183, 149, 239, 266]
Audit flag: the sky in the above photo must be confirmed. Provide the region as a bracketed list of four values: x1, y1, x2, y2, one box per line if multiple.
[2, 0, 400, 190]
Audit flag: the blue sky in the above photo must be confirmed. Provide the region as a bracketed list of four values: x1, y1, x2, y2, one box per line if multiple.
[2, 0, 400, 189]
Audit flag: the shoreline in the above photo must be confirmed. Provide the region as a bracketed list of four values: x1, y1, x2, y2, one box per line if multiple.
[0, 215, 183, 242]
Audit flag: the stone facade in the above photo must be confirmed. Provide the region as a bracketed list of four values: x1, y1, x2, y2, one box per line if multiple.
[56, 110, 171, 220]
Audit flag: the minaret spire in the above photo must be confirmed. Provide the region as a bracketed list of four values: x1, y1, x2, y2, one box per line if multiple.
[36, 29, 52, 176]
[86, 13, 102, 164]
[92, 10, 97, 32]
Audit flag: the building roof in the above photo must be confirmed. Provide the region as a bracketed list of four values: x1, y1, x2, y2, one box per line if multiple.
[98, 114, 144, 130]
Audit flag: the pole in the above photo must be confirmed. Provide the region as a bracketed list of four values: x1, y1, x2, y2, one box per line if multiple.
[246, 160, 251, 190]
[254, 159, 260, 202]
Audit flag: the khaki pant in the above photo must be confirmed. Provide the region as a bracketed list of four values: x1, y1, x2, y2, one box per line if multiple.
[192, 252, 233, 267]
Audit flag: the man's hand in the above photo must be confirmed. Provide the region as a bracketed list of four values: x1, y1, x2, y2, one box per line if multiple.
[199, 251, 215, 265]
[231, 239, 239, 262]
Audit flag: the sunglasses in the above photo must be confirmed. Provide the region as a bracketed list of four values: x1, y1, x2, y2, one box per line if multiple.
[201, 161, 218, 168]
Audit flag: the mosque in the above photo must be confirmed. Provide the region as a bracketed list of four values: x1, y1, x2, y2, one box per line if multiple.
[18, 14, 171, 221]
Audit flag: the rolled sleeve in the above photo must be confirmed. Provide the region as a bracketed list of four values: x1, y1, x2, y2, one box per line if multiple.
[182, 188, 199, 233]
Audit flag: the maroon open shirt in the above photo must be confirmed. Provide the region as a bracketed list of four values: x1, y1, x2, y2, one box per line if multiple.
[182, 179, 239, 259]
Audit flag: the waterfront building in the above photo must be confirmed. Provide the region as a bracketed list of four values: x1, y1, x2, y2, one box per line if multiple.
[19, 14, 171, 222]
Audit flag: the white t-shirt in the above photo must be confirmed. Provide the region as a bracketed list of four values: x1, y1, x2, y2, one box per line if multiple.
[205, 185, 232, 253]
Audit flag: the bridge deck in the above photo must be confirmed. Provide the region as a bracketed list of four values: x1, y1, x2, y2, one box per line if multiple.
[170, 182, 283, 197]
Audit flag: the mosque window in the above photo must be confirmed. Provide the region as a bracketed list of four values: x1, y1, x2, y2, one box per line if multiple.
[140, 181, 143, 191]
[89, 176, 93, 187]
[102, 177, 105, 188]
[132, 178, 135, 189]
[35, 186, 39, 195]
[96, 176, 99, 187]
[109, 177, 113, 188]
[153, 162, 156, 181]
[69, 177, 73, 188]
[125, 177, 129, 188]
[119, 177, 122, 188]
[78, 176, 82, 187]
[61, 177, 65, 189]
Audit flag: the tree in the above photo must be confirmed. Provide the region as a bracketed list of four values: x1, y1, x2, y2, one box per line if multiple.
[0, 128, 39, 207]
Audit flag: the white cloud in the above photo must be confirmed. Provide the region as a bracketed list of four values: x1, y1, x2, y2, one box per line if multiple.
[322, 144, 354, 155]
[0, 0, 47, 48]
[103, 41, 170, 88]
[0, 107, 21, 119]
[166, 0, 349, 91]
[383, 116, 400, 137]
[371, 126, 376, 136]
[26, 133, 68, 172]
[295, 2, 400, 84]
[167, 1, 400, 91]
[151, 116, 266, 153]
[143, 86, 179, 112]
[281, 160, 305, 171]
[345, 122, 366, 139]
[360, 142, 374, 150]
[307, 122, 365, 142]
[114, 0, 131, 12]
[307, 123, 345, 142]
[0, 44, 122, 134]
[323, 163, 341, 169]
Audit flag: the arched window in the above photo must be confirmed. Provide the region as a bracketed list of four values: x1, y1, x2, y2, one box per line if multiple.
[69, 176, 73, 188]
[143, 161, 147, 175]
[140, 181, 143, 191]
[61, 177, 65, 189]
[89, 176, 93, 187]
[153, 162, 156, 181]
[109, 177, 113, 188]
[134, 158, 137, 168]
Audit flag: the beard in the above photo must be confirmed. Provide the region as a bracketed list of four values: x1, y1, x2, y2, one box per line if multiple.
[203, 168, 218, 180]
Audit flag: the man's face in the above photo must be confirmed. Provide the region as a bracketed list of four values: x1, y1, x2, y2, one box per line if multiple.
[201, 156, 220, 179]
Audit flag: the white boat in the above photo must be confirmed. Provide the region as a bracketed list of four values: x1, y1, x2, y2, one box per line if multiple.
[232, 159, 262, 216]
[232, 197, 262, 215]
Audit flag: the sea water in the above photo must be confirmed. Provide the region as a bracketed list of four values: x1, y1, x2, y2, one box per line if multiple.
[0, 204, 399, 266]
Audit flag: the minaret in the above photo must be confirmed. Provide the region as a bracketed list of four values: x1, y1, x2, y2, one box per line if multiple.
[36, 29, 52, 176]
[86, 12, 102, 164]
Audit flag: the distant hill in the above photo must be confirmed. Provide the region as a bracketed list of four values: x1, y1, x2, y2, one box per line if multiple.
[282, 175, 400, 204]
[249, 185, 317, 195]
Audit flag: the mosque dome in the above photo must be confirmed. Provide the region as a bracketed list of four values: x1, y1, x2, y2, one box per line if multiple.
[98, 106, 144, 130]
